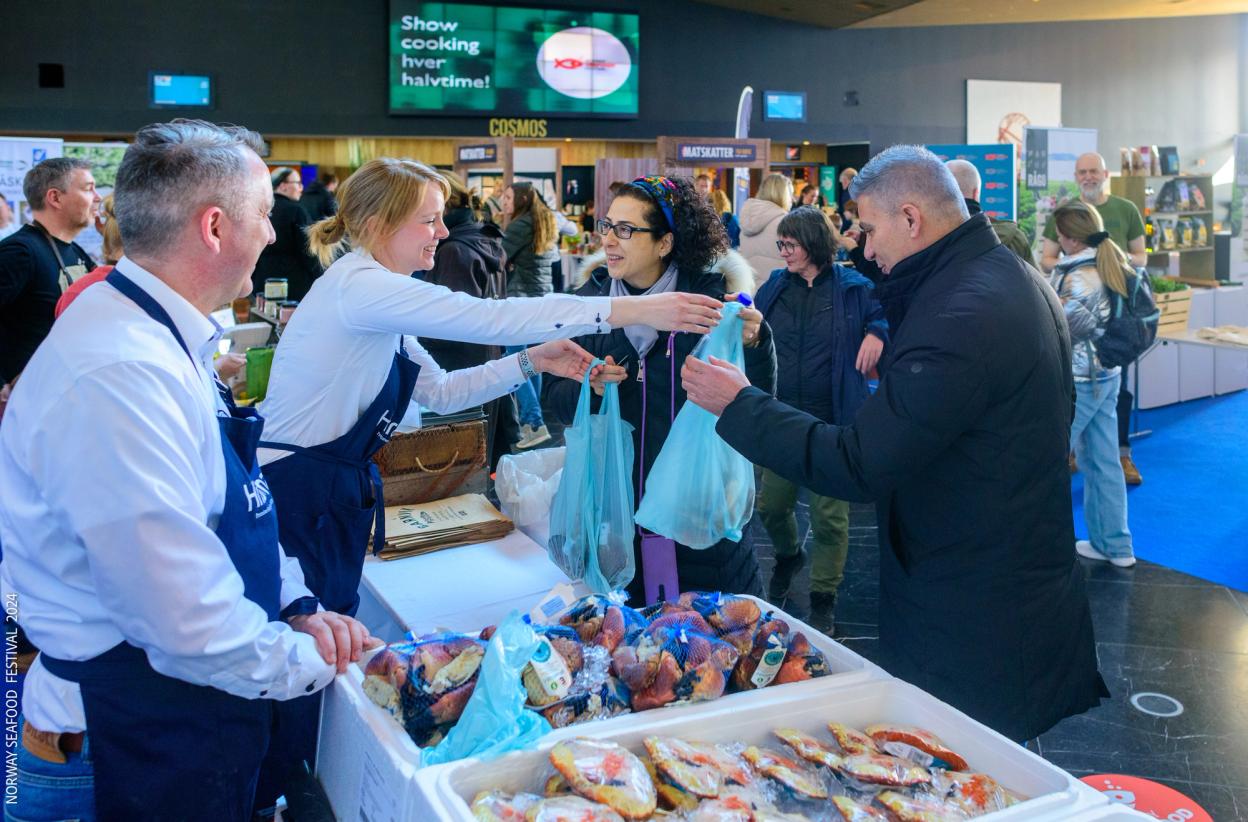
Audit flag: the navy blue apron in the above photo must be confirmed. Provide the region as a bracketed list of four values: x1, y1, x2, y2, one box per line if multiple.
[252, 337, 419, 812]
[42, 270, 283, 821]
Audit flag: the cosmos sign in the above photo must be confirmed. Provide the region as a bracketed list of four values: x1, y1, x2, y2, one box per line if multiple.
[390, 1, 640, 117]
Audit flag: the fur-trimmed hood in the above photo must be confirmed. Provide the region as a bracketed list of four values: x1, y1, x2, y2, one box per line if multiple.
[573, 248, 758, 296]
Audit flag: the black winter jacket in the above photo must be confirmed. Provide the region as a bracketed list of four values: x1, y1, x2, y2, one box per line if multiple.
[300, 181, 337, 222]
[252, 193, 323, 301]
[544, 267, 777, 601]
[716, 214, 1105, 740]
[419, 210, 508, 371]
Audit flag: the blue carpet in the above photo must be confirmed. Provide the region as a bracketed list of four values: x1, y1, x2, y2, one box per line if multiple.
[1070, 390, 1248, 592]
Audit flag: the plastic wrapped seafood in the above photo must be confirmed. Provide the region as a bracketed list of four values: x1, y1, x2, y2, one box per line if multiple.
[362, 633, 485, 746]
[549, 738, 658, 819]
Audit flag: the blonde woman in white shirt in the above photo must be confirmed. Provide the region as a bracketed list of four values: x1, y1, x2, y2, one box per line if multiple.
[253, 158, 722, 804]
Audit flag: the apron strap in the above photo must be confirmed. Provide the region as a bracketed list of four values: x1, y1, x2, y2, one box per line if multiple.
[107, 270, 234, 408]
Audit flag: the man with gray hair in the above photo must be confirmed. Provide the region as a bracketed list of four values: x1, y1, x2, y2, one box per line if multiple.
[0, 157, 100, 386]
[682, 144, 1105, 742]
[945, 158, 1037, 268]
[0, 119, 377, 820]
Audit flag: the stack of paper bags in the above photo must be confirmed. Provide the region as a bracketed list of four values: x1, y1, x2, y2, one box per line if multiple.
[373, 493, 514, 560]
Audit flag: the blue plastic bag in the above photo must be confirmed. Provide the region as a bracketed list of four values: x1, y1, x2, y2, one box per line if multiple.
[420, 611, 552, 766]
[635, 302, 755, 549]
[547, 360, 637, 593]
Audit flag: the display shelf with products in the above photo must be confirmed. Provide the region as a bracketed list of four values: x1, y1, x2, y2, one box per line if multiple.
[1111, 174, 1215, 283]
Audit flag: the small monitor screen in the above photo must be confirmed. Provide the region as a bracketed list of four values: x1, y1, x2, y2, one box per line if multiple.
[764, 91, 806, 122]
[151, 73, 213, 108]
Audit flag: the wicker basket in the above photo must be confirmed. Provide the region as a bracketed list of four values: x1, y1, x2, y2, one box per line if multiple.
[372, 418, 488, 506]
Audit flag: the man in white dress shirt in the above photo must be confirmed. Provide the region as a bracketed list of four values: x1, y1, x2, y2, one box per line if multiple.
[0, 119, 375, 821]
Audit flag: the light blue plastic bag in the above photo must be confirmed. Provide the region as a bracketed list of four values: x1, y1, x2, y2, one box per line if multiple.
[635, 302, 755, 549]
[420, 611, 551, 766]
[547, 360, 637, 593]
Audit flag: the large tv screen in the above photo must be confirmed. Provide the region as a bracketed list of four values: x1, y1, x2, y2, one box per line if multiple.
[389, 1, 639, 117]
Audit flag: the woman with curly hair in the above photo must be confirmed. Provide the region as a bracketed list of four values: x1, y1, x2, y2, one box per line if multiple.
[544, 176, 777, 601]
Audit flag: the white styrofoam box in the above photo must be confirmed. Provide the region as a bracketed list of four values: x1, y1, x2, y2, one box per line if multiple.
[1214, 347, 1248, 394]
[317, 664, 424, 822]
[1187, 288, 1215, 329]
[318, 595, 879, 822]
[420, 676, 1107, 821]
[1213, 284, 1247, 326]
[1177, 343, 1215, 402]
[1137, 339, 1180, 409]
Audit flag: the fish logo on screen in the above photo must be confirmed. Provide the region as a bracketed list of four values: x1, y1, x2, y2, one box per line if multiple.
[536, 26, 632, 100]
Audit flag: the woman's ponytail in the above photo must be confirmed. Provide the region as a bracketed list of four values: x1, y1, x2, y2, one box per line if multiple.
[307, 213, 348, 268]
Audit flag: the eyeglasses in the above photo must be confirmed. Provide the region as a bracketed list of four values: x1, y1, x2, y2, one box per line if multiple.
[597, 219, 656, 240]
[775, 240, 800, 254]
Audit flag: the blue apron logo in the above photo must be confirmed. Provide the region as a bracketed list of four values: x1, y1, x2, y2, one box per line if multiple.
[375, 409, 399, 444]
[243, 476, 273, 518]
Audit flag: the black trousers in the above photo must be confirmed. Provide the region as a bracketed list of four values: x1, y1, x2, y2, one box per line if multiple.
[1117, 374, 1132, 448]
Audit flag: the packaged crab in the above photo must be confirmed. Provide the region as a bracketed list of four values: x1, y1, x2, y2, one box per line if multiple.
[413, 676, 1109, 820]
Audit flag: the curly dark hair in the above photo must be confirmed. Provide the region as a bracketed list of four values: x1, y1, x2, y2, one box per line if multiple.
[615, 177, 728, 276]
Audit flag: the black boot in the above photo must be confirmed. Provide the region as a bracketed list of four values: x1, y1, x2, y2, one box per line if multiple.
[808, 591, 837, 635]
[767, 550, 806, 606]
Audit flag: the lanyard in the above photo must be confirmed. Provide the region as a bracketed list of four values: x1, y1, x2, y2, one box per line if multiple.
[637, 332, 677, 537]
[33, 221, 80, 287]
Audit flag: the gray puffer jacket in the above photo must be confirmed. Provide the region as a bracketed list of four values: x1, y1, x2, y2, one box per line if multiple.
[1049, 248, 1118, 382]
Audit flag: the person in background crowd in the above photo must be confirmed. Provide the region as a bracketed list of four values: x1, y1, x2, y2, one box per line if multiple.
[1040, 152, 1147, 485]
[0, 157, 99, 388]
[253, 159, 723, 806]
[739, 172, 793, 290]
[501, 181, 561, 449]
[251, 166, 323, 301]
[840, 198, 859, 233]
[837, 167, 858, 210]
[1049, 200, 1137, 569]
[53, 193, 122, 318]
[753, 207, 887, 633]
[946, 159, 1037, 268]
[694, 173, 713, 199]
[794, 184, 820, 209]
[580, 199, 596, 233]
[0, 118, 378, 822]
[0, 196, 18, 241]
[545, 176, 775, 602]
[52, 193, 248, 382]
[483, 181, 506, 225]
[712, 188, 741, 249]
[300, 171, 338, 221]
[680, 145, 1106, 742]
[418, 172, 517, 470]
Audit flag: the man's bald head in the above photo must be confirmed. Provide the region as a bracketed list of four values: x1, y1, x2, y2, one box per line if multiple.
[945, 159, 981, 201]
[1076, 152, 1107, 172]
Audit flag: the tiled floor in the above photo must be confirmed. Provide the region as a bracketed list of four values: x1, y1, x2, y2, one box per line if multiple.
[753, 498, 1248, 821]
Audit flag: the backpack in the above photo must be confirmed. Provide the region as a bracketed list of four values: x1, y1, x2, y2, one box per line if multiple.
[1096, 270, 1159, 369]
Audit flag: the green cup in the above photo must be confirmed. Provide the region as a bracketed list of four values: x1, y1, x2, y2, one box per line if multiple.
[245, 345, 275, 401]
